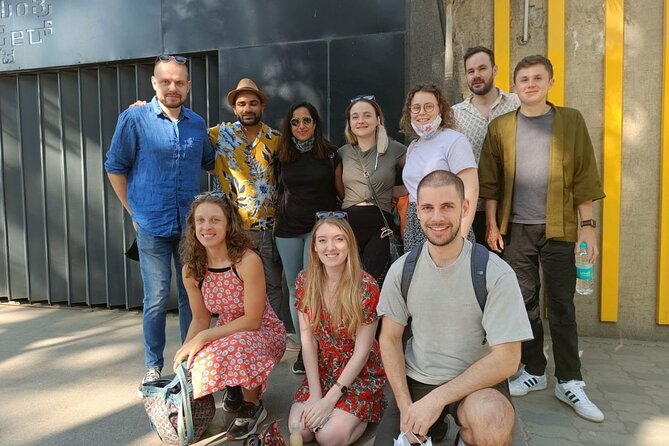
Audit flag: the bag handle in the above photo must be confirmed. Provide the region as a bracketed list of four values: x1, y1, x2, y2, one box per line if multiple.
[176, 363, 194, 445]
[354, 149, 395, 237]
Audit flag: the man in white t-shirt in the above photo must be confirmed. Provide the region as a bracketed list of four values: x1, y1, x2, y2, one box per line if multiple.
[374, 170, 532, 446]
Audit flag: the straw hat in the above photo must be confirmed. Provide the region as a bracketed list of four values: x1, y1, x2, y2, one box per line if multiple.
[226, 78, 268, 107]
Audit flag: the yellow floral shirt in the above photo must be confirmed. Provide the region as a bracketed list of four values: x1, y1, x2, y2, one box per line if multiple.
[209, 121, 280, 230]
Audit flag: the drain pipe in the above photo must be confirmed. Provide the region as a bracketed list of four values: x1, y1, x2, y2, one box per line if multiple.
[519, 0, 530, 44]
[440, 0, 456, 102]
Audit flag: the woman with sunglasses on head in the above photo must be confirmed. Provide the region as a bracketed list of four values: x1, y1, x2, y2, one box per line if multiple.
[275, 103, 344, 375]
[338, 96, 406, 286]
[288, 214, 386, 446]
[400, 85, 479, 251]
[174, 192, 286, 440]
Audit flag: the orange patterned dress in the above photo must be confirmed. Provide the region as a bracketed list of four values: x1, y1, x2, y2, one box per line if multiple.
[293, 271, 386, 422]
[190, 266, 286, 399]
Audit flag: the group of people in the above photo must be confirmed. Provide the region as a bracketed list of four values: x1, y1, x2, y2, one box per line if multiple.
[104, 45, 605, 445]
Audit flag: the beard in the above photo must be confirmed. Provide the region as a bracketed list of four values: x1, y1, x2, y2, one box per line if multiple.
[422, 220, 462, 247]
[468, 76, 495, 96]
[159, 93, 185, 109]
[237, 112, 262, 126]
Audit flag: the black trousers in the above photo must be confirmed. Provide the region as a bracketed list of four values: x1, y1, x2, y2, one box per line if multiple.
[346, 205, 392, 286]
[502, 223, 582, 381]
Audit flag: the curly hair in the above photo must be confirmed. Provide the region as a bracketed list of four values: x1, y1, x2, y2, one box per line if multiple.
[399, 84, 455, 136]
[298, 216, 366, 338]
[180, 192, 255, 281]
[277, 102, 336, 164]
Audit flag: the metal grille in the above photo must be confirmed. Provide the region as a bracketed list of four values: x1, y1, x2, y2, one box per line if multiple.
[0, 53, 219, 308]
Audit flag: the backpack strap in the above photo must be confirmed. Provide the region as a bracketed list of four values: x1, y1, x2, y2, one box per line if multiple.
[470, 242, 489, 312]
[400, 242, 424, 302]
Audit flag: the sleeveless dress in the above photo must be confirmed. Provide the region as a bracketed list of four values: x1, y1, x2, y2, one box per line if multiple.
[190, 266, 287, 399]
[293, 271, 387, 423]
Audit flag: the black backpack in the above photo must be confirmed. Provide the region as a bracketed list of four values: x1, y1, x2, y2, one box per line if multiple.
[400, 242, 489, 346]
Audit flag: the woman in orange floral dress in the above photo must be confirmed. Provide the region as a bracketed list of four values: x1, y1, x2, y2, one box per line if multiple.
[174, 192, 286, 440]
[288, 214, 386, 445]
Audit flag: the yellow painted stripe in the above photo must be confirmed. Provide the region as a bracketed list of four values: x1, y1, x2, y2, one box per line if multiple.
[658, 3, 669, 325]
[601, 0, 624, 322]
[494, 0, 511, 92]
[547, 0, 565, 105]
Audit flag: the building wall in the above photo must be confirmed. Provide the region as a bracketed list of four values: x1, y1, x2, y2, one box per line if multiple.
[410, 0, 669, 341]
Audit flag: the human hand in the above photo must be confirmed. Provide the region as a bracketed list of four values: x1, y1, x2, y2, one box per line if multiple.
[173, 332, 208, 370]
[486, 224, 504, 253]
[401, 393, 443, 438]
[129, 100, 147, 108]
[577, 226, 599, 263]
[300, 396, 335, 431]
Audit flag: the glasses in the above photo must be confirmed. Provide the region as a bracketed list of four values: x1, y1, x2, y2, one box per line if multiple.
[289, 116, 314, 127]
[194, 191, 228, 200]
[350, 94, 375, 103]
[410, 103, 436, 114]
[156, 54, 188, 65]
[315, 211, 348, 220]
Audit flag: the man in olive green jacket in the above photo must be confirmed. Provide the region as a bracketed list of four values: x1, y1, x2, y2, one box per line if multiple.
[478, 55, 605, 423]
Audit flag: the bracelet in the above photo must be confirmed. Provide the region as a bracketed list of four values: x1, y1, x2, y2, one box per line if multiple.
[334, 381, 348, 394]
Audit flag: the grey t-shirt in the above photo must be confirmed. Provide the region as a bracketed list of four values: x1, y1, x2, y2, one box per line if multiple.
[377, 240, 533, 385]
[511, 109, 554, 224]
[339, 140, 406, 213]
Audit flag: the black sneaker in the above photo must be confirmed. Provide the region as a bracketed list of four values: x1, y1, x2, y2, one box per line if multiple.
[223, 385, 244, 412]
[226, 401, 267, 440]
[137, 366, 162, 398]
[292, 351, 306, 375]
[428, 418, 449, 443]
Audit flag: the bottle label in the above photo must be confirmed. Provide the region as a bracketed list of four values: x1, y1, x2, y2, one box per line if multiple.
[576, 264, 593, 281]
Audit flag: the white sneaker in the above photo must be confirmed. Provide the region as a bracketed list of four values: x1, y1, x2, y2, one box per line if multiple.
[508, 370, 547, 396]
[555, 380, 604, 422]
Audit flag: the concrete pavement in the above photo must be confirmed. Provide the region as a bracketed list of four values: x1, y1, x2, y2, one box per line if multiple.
[1, 303, 668, 446]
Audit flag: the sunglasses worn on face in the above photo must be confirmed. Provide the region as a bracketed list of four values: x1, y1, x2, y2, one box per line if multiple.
[290, 117, 314, 127]
[350, 94, 375, 103]
[315, 211, 348, 221]
[410, 103, 436, 114]
[156, 54, 188, 65]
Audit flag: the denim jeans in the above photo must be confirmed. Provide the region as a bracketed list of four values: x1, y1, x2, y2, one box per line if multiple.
[275, 232, 312, 339]
[136, 227, 191, 369]
[245, 229, 286, 327]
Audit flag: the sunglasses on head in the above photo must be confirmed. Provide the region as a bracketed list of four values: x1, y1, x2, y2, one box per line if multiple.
[290, 116, 314, 127]
[194, 191, 228, 200]
[315, 211, 348, 221]
[156, 54, 188, 65]
[350, 94, 375, 103]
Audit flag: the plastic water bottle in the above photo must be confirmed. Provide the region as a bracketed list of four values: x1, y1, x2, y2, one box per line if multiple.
[575, 241, 594, 295]
[290, 422, 303, 446]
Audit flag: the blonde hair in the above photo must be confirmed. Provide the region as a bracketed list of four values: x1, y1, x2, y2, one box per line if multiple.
[344, 98, 385, 146]
[298, 217, 365, 337]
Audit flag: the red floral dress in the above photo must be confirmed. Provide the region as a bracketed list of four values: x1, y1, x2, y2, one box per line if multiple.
[293, 271, 387, 423]
[190, 266, 286, 399]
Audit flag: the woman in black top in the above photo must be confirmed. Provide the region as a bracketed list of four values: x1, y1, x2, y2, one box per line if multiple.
[274, 102, 344, 373]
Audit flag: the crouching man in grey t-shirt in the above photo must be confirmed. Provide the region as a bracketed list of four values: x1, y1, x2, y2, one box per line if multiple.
[374, 170, 532, 446]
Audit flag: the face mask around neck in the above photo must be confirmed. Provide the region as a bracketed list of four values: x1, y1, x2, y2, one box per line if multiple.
[411, 114, 442, 140]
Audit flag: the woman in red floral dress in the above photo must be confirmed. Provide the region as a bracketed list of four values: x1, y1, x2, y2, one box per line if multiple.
[174, 192, 286, 440]
[288, 214, 386, 445]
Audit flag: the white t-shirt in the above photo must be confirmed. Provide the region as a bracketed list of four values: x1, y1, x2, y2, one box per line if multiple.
[377, 240, 533, 385]
[402, 128, 477, 202]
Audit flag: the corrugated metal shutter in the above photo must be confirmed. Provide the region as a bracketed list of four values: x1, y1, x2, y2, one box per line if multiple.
[0, 53, 218, 309]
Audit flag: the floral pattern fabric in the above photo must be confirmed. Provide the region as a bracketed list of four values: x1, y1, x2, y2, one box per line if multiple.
[209, 122, 280, 230]
[293, 271, 387, 423]
[190, 267, 286, 399]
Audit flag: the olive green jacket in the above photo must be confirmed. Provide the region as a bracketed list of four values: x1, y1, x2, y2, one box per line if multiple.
[478, 106, 605, 242]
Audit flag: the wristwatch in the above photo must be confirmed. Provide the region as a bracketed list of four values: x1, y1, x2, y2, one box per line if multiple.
[334, 381, 348, 394]
[580, 219, 597, 228]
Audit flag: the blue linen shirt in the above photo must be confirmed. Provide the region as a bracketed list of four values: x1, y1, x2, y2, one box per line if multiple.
[104, 96, 215, 237]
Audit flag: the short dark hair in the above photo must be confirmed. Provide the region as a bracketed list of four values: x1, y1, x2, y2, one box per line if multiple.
[463, 46, 495, 68]
[417, 170, 465, 202]
[513, 55, 554, 82]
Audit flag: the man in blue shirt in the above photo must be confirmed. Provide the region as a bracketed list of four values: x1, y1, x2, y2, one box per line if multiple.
[104, 55, 215, 389]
